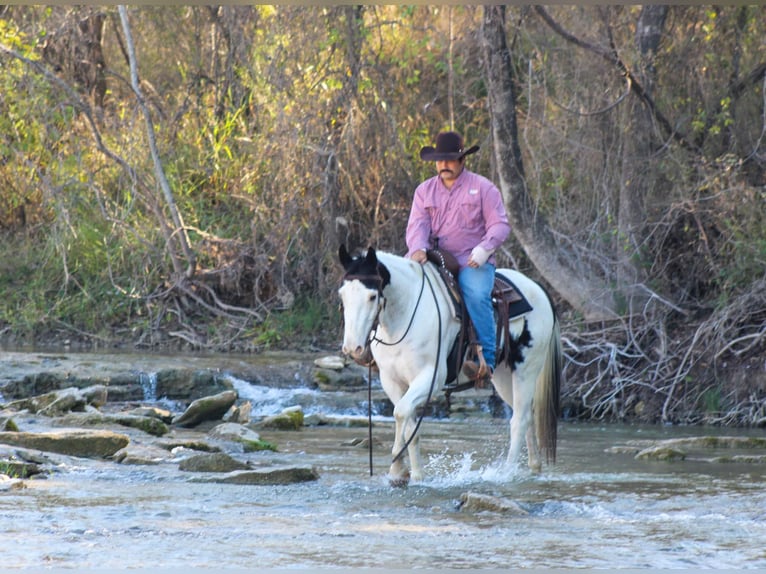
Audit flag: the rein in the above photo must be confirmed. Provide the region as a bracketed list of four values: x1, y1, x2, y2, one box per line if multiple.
[370, 267, 426, 348]
[390, 266, 443, 466]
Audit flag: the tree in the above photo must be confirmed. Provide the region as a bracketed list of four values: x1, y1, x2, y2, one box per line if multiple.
[481, 5, 618, 321]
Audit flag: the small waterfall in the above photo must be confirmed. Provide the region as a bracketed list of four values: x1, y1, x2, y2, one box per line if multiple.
[139, 372, 158, 402]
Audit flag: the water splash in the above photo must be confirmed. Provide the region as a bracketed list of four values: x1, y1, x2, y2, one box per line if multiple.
[422, 450, 526, 488]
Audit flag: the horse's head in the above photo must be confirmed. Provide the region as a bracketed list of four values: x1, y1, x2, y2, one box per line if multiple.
[338, 245, 390, 361]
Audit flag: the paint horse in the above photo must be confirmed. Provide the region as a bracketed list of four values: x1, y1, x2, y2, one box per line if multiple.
[338, 245, 561, 484]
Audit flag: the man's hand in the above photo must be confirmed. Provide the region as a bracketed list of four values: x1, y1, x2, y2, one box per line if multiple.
[411, 249, 428, 264]
[467, 245, 492, 268]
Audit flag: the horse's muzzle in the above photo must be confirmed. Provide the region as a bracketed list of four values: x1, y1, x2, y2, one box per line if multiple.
[343, 343, 374, 366]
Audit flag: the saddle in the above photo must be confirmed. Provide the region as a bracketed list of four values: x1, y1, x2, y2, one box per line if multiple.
[426, 248, 533, 397]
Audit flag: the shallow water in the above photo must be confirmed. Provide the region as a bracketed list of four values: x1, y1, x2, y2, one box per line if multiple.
[3, 418, 765, 570]
[1, 351, 766, 569]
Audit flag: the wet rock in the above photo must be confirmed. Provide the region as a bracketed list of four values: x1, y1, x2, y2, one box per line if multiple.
[223, 401, 251, 424]
[189, 465, 319, 485]
[172, 390, 238, 428]
[156, 369, 233, 401]
[655, 436, 766, 450]
[59, 412, 170, 437]
[0, 429, 130, 458]
[4, 385, 108, 416]
[313, 366, 367, 391]
[710, 454, 766, 464]
[256, 406, 304, 430]
[125, 406, 174, 424]
[303, 413, 372, 427]
[178, 452, 250, 473]
[635, 446, 686, 461]
[155, 439, 221, 453]
[208, 422, 260, 443]
[207, 422, 277, 452]
[458, 492, 528, 515]
[313, 355, 346, 370]
[101, 373, 144, 402]
[113, 443, 172, 465]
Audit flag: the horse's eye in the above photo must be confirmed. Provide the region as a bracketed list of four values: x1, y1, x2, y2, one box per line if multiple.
[368, 293, 377, 303]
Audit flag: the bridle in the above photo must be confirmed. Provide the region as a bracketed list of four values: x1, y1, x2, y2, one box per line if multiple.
[341, 262, 444, 475]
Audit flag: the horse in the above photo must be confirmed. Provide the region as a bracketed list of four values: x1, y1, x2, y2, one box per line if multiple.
[338, 245, 562, 484]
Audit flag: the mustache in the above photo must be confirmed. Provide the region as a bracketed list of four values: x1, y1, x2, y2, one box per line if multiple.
[439, 169, 454, 175]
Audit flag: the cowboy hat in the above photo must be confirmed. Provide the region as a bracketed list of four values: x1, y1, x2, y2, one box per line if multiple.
[419, 131, 480, 161]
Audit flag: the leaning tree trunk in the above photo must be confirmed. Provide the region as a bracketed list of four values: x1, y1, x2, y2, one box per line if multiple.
[481, 5, 617, 321]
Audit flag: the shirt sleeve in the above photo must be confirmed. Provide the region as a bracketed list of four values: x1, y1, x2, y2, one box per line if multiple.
[478, 180, 511, 253]
[405, 183, 432, 256]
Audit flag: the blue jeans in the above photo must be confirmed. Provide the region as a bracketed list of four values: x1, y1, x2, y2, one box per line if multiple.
[458, 263, 496, 370]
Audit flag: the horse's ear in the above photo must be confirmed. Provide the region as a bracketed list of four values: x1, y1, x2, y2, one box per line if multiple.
[364, 246, 377, 266]
[339, 244, 352, 269]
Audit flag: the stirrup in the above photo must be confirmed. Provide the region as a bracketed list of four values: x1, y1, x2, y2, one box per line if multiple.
[462, 351, 493, 388]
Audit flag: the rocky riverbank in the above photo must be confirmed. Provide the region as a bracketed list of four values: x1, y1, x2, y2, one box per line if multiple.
[0, 350, 384, 488]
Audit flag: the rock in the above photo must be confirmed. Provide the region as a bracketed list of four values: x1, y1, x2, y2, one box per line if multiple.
[101, 373, 144, 402]
[223, 401, 251, 424]
[0, 429, 130, 458]
[188, 465, 319, 485]
[156, 369, 233, 401]
[313, 355, 346, 370]
[458, 492, 528, 515]
[113, 443, 173, 465]
[125, 406, 174, 424]
[58, 412, 170, 437]
[0, 458, 43, 478]
[178, 452, 250, 473]
[710, 454, 766, 464]
[256, 406, 304, 430]
[313, 367, 367, 391]
[635, 446, 686, 461]
[172, 390, 238, 428]
[155, 439, 221, 453]
[656, 436, 766, 450]
[208, 422, 261, 443]
[5, 385, 108, 416]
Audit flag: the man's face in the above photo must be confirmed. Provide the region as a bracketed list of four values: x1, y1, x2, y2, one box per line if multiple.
[436, 158, 464, 184]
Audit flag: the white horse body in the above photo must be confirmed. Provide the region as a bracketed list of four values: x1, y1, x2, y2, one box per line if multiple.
[339, 246, 561, 484]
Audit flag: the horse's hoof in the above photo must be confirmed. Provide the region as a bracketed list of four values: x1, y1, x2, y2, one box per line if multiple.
[388, 471, 410, 488]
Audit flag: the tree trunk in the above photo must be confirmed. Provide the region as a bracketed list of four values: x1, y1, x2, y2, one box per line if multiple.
[481, 5, 617, 321]
[616, 6, 668, 313]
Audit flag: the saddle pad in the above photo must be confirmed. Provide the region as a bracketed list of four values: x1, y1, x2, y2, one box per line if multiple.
[493, 274, 533, 319]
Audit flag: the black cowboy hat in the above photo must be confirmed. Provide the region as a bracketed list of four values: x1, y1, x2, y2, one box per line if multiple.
[419, 131, 480, 161]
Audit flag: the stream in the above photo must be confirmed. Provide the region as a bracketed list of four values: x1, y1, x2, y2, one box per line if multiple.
[1, 350, 765, 569]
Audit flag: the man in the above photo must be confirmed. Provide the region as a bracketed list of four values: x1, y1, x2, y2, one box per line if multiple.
[405, 131, 511, 382]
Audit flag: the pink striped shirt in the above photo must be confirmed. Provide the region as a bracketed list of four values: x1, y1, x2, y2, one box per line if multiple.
[405, 169, 511, 268]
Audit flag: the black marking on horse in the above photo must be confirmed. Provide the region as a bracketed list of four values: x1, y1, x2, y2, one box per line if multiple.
[339, 245, 391, 292]
[501, 317, 534, 371]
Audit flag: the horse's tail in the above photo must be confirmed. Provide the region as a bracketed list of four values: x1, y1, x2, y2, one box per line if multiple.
[535, 312, 562, 464]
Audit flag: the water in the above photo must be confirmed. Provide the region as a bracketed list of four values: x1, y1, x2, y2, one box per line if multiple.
[2, 357, 766, 569]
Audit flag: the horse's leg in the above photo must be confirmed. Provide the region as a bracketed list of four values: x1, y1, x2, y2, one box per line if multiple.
[525, 421, 542, 474]
[391, 370, 439, 482]
[490, 367, 528, 467]
[380, 377, 410, 483]
[508, 368, 537, 470]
